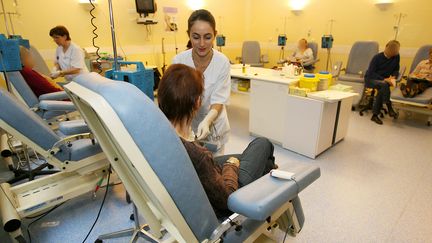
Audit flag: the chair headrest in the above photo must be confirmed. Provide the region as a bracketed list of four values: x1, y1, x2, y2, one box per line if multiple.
[410, 45, 432, 73]
[346, 41, 379, 74]
[72, 73, 220, 240]
[6, 71, 39, 108]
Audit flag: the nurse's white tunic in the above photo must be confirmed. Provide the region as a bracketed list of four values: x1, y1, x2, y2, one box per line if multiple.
[173, 49, 231, 146]
[55, 42, 89, 81]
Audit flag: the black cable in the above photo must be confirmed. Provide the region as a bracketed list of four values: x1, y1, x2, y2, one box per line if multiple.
[27, 202, 66, 243]
[81, 166, 111, 243]
[89, 0, 102, 74]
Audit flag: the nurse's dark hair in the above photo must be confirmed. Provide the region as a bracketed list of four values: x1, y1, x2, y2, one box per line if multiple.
[158, 64, 204, 124]
[187, 9, 216, 35]
[49, 26, 71, 40]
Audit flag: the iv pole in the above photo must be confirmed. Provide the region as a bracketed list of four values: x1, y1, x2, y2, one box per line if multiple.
[108, 0, 119, 71]
[0, 0, 10, 36]
[325, 19, 335, 71]
[393, 13, 406, 40]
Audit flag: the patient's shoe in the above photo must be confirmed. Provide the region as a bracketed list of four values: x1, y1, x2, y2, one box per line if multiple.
[400, 83, 409, 98]
[410, 83, 419, 98]
[387, 103, 398, 119]
[371, 115, 383, 125]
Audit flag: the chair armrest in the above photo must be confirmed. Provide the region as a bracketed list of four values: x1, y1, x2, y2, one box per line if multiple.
[58, 120, 90, 136]
[39, 91, 69, 101]
[39, 100, 76, 112]
[227, 164, 320, 221]
[56, 81, 71, 87]
[396, 66, 406, 84]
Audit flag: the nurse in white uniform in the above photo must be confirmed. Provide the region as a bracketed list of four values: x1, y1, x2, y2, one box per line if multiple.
[173, 9, 231, 155]
[49, 25, 89, 81]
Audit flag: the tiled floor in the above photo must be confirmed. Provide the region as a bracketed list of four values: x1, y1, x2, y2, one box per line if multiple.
[1, 92, 431, 243]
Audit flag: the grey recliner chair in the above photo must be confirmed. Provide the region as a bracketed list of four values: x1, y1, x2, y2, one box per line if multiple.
[241, 41, 264, 67]
[391, 44, 432, 126]
[64, 72, 321, 242]
[336, 41, 379, 106]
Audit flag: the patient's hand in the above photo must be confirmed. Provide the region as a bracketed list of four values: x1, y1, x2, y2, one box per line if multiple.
[227, 157, 240, 167]
[384, 77, 396, 87]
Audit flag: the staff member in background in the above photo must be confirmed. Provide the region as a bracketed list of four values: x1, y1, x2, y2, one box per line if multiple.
[173, 9, 231, 156]
[290, 38, 314, 70]
[49, 25, 88, 81]
[365, 40, 400, 125]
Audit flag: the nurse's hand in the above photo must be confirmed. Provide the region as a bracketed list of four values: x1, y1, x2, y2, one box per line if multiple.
[196, 109, 219, 140]
[197, 121, 211, 140]
[50, 71, 61, 79]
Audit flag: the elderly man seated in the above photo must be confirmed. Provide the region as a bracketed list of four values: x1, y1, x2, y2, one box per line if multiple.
[19, 46, 63, 97]
[364, 40, 400, 125]
[400, 48, 432, 98]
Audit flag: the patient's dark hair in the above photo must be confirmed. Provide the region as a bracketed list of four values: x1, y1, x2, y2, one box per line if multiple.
[158, 64, 204, 124]
[49, 26, 71, 40]
[187, 9, 216, 35]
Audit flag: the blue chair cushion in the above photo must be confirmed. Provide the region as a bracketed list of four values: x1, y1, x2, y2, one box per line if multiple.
[228, 162, 320, 221]
[391, 87, 432, 105]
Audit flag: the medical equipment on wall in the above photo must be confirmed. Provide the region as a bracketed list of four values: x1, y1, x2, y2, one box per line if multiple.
[216, 35, 225, 52]
[216, 16, 226, 52]
[322, 19, 335, 71]
[136, 0, 158, 24]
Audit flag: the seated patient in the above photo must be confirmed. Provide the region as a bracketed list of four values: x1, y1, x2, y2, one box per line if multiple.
[291, 38, 314, 71]
[19, 46, 63, 97]
[158, 64, 276, 217]
[400, 48, 432, 98]
[365, 40, 400, 125]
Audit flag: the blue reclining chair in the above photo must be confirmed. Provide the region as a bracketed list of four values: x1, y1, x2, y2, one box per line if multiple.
[5, 71, 76, 122]
[64, 72, 321, 242]
[336, 41, 380, 107]
[0, 87, 109, 242]
[391, 45, 432, 126]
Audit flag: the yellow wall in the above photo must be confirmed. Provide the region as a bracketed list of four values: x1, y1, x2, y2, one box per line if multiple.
[247, 0, 432, 71]
[0, 0, 430, 90]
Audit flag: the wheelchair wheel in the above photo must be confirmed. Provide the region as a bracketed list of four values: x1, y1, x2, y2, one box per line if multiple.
[359, 111, 364, 116]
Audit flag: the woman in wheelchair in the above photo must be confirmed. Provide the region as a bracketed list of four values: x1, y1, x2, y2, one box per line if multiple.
[400, 48, 432, 98]
[158, 64, 277, 217]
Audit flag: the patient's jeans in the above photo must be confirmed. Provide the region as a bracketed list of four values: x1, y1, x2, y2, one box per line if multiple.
[366, 79, 391, 115]
[214, 137, 275, 187]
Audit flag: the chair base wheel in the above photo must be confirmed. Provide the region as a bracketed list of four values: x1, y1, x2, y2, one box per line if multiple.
[359, 112, 364, 116]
